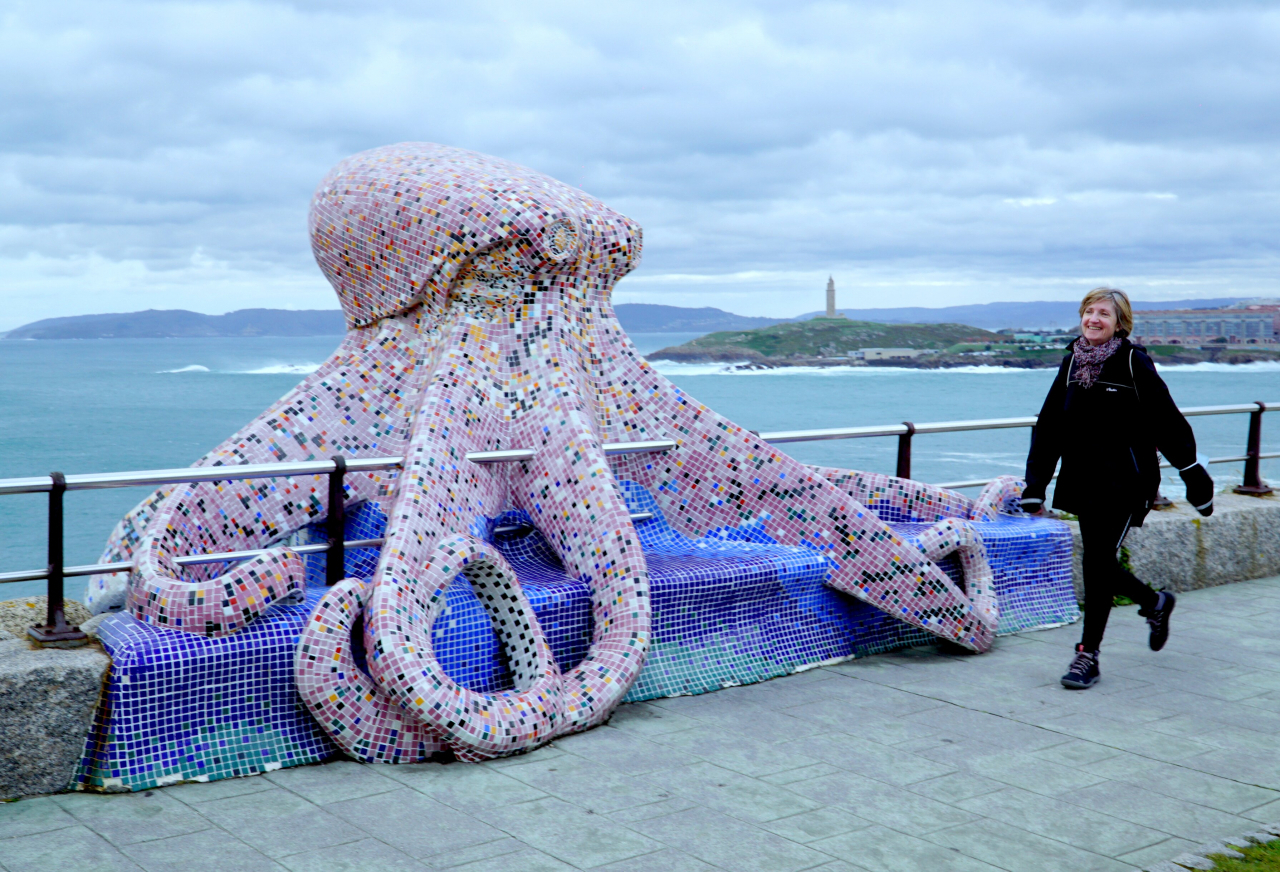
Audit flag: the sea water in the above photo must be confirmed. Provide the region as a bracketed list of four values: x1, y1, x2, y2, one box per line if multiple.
[1, 333, 1276, 601]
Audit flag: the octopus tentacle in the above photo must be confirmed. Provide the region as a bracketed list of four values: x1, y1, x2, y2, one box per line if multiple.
[908, 518, 998, 632]
[296, 578, 445, 762]
[124, 310, 436, 634]
[809, 467, 975, 523]
[367, 534, 562, 758]
[972, 475, 1027, 521]
[590, 327, 999, 652]
[507, 407, 649, 734]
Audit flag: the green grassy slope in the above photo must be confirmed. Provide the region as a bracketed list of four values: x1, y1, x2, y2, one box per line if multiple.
[660, 319, 1002, 359]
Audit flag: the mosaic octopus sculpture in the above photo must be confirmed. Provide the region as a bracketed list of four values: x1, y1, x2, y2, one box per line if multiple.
[88, 143, 1023, 763]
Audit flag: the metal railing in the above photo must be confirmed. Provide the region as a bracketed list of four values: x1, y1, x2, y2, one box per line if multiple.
[0, 440, 677, 645]
[2, 405, 1274, 645]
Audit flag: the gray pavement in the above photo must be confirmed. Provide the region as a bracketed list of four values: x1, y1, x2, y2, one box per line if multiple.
[5, 577, 1280, 872]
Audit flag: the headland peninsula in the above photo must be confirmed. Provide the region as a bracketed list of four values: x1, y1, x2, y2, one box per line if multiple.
[649, 318, 1280, 368]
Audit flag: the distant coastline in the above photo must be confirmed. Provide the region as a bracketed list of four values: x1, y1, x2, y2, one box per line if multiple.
[6, 296, 1257, 340]
[2, 303, 778, 340]
[650, 317, 1280, 369]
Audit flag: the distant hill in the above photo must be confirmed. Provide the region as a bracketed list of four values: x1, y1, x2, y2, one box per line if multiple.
[5, 309, 346, 340]
[6, 297, 1256, 340]
[651, 319, 1001, 362]
[5, 303, 779, 339]
[613, 304, 782, 332]
[793, 298, 1249, 331]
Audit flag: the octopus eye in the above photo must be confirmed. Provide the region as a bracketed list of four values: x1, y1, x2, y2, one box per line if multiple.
[542, 219, 578, 262]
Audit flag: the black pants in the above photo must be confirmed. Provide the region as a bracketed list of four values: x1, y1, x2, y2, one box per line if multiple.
[1079, 509, 1159, 652]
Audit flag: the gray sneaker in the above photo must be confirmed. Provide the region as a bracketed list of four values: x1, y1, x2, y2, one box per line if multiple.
[1061, 645, 1100, 689]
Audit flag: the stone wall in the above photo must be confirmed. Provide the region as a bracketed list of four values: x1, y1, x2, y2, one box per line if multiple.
[1063, 492, 1280, 601]
[0, 639, 109, 799]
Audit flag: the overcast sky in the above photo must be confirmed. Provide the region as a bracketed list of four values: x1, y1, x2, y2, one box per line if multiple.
[2, 0, 1278, 328]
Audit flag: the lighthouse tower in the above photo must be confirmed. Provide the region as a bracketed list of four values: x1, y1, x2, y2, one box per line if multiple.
[825, 276, 837, 318]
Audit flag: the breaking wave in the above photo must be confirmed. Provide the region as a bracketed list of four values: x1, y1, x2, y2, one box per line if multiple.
[157, 362, 322, 375]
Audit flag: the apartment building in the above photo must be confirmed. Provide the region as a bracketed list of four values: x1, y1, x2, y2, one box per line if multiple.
[1130, 306, 1279, 345]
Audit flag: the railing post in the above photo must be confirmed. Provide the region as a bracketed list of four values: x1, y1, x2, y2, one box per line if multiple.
[326, 456, 347, 585]
[1234, 401, 1273, 496]
[896, 422, 915, 480]
[28, 472, 87, 647]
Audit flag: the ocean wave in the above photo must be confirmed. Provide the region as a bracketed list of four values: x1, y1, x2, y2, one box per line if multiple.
[650, 359, 1280, 376]
[157, 362, 323, 375]
[1155, 360, 1280, 373]
[230, 363, 323, 375]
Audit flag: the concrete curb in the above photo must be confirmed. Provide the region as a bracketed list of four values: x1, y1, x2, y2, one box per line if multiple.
[0, 638, 109, 799]
[1063, 491, 1280, 600]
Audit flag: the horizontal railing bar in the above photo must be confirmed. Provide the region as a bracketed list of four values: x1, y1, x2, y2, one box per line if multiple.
[761, 417, 1038, 444]
[0, 476, 58, 497]
[2, 404, 1274, 495]
[468, 440, 677, 464]
[602, 440, 677, 456]
[67, 561, 133, 578]
[4, 511, 668, 581]
[175, 537, 388, 566]
[761, 424, 909, 443]
[912, 417, 1038, 435]
[466, 449, 537, 464]
[0, 457, 407, 496]
[933, 479, 997, 490]
[763, 405, 1280, 447]
[936, 451, 1277, 490]
[0, 567, 51, 584]
[1181, 403, 1270, 417]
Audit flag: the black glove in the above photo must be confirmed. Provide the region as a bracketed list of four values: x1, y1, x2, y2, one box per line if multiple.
[1179, 463, 1214, 517]
[1018, 493, 1044, 514]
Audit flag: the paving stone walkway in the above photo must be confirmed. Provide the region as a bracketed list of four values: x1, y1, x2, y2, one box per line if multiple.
[5, 577, 1280, 872]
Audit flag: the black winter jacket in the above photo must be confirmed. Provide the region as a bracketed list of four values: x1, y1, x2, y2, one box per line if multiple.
[1023, 338, 1198, 526]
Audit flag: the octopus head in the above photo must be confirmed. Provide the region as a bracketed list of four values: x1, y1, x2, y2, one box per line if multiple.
[308, 143, 642, 329]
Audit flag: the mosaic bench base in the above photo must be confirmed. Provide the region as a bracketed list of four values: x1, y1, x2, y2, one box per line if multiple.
[78, 486, 1075, 791]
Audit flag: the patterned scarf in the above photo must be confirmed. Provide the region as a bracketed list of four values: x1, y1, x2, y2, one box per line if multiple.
[1071, 335, 1122, 389]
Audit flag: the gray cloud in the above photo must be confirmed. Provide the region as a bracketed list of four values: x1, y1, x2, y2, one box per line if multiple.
[1, 0, 1278, 327]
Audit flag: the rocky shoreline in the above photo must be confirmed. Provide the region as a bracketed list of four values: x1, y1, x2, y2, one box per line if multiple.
[649, 346, 1280, 369]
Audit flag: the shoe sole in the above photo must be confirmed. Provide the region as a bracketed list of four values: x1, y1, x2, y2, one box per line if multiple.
[1061, 675, 1099, 689]
[1149, 593, 1177, 652]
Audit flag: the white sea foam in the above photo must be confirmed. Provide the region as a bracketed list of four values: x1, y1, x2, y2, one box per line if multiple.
[231, 363, 322, 375]
[158, 362, 323, 375]
[647, 360, 1047, 376]
[1155, 360, 1280, 373]
[649, 359, 1280, 376]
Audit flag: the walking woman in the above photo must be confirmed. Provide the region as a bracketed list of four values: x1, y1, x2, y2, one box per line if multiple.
[1021, 288, 1215, 689]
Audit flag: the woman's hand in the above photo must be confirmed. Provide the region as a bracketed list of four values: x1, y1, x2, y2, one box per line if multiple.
[1179, 463, 1214, 517]
[1019, 497, 1045, 516]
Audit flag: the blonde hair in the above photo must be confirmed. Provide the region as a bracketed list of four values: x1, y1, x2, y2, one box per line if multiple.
[1079, 287, 1133, 338]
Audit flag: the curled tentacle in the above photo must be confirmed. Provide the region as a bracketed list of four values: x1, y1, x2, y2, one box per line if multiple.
[908, 518, 998, 642]
[296, 578, 445, 762]
[367, 535, 562, 759]
[810, 467, 974, 523]
[972, 475, 1027, 521]
[122, 310, 435, 633]
[132, 523, 306, 636]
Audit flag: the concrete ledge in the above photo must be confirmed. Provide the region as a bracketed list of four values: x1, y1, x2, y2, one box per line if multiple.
[1064, 491, 1280, 599]
[0, 639, 109, 799]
